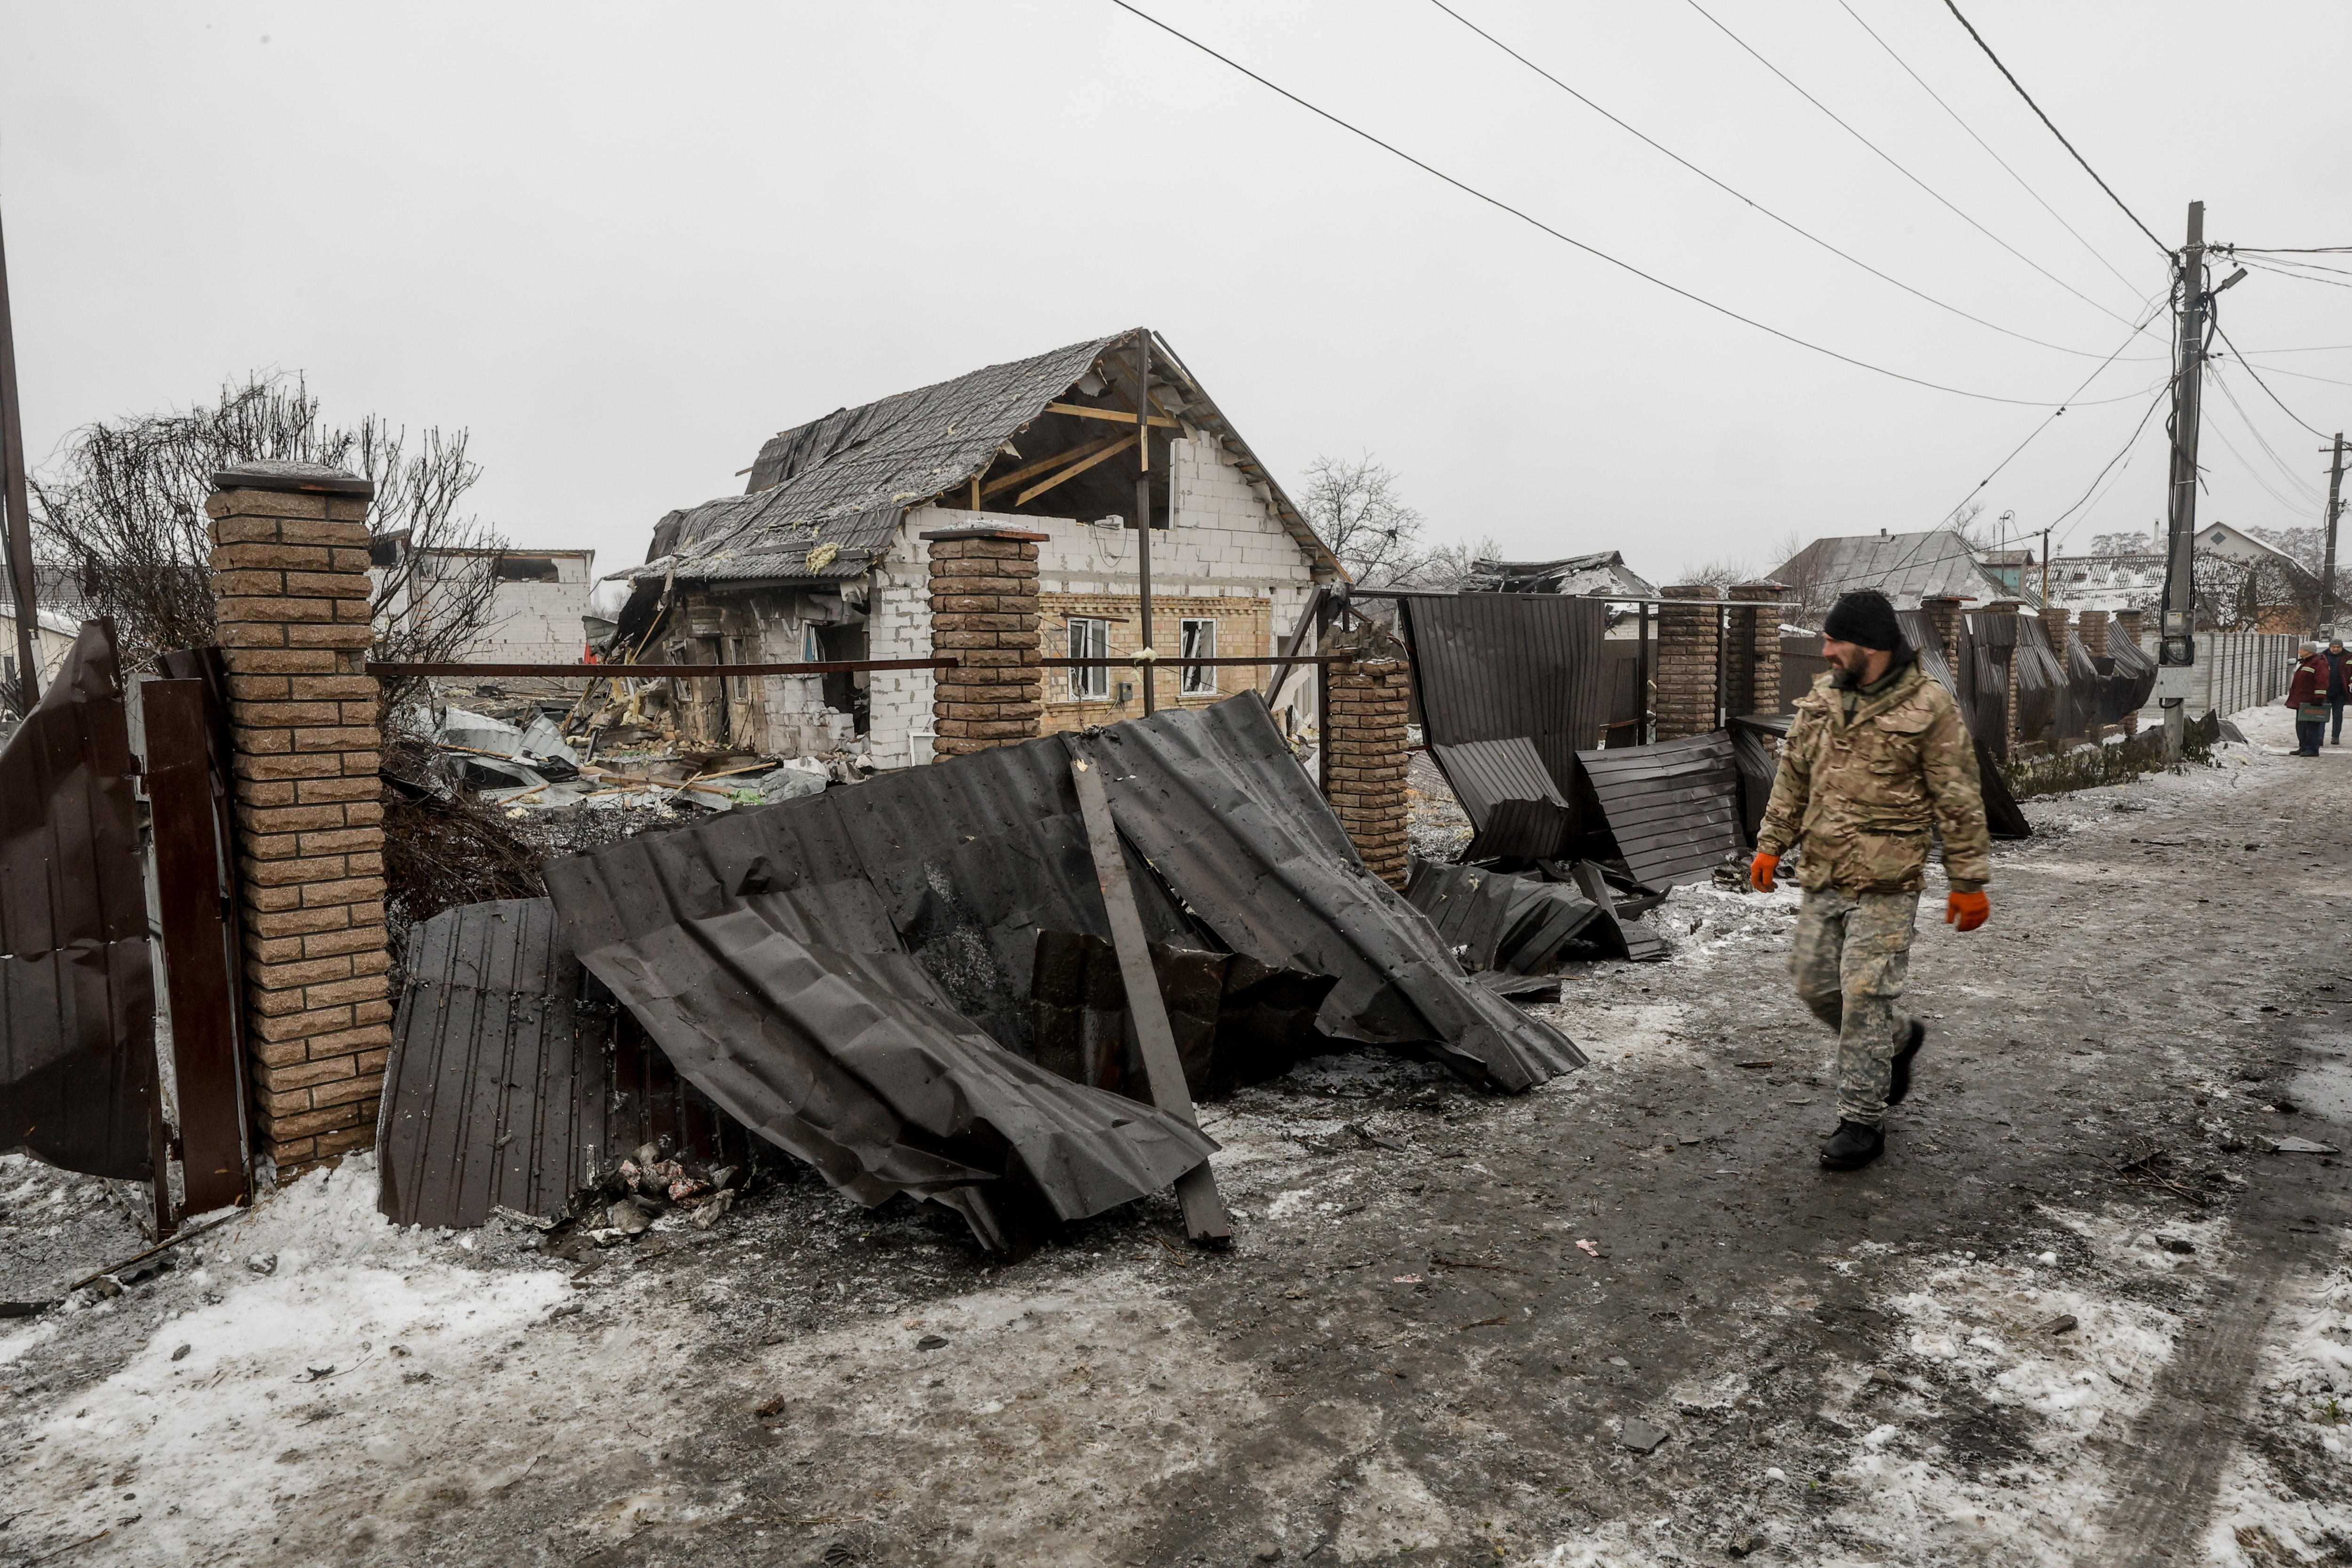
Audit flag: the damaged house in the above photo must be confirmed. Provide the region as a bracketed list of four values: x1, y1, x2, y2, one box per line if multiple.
[605, 329, 1343, 765]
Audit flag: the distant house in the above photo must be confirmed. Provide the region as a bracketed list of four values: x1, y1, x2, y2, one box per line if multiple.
[1770, 527, 2034, 616]
[372, 538, 597, 664]
[0, 599, 80, 695]
[609, 328, 1341, 765]
[2045, 520, 2317, 630]
[1464, 551, 1657, 599]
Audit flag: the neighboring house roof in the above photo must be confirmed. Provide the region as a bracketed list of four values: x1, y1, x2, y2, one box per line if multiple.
[1772, 529, 2032, 609]
[2197, 520, 2316, 581]
[0, 605, 82, 639]
[632, 328, 1337, 588]
[1463, 551, 1659, 598]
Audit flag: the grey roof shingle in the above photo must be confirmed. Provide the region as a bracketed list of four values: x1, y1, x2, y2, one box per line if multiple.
[1772, 530, 2033, 609]
[636, 329, 1336, 586]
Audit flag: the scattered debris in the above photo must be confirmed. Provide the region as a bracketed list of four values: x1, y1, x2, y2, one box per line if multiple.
[2265, 1136, 2339, 1155]
[1617, 1416, 1669, 1454]
[2039, 1313, 2080, 1336]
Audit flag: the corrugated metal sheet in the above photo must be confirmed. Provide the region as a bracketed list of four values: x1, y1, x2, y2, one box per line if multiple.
[1405, 862, 1602, 974]
[377, 898, 753, 1227]
[1429, 736, 1575, 857]
[0, 621, 156, 1181]
[533, 695, 1576, 1246]
[1397, 592, 1611, 796]
[1574, 732, 1745, 891]
[1894, 610, 1955, 693]
[1729, 714, 1788, 846]
[1086, 699, 1582, 1088]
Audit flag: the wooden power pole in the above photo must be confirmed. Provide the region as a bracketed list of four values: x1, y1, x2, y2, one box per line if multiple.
[2157, 201, 2209, 761]
[1133, 331, 1156, 716]
[2322, 432, 2344, 638]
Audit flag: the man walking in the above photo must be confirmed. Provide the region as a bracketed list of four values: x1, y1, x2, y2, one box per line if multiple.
[1751, 589, 1993, 1171]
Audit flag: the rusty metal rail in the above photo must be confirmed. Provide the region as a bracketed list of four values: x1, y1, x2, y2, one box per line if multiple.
[369, 654, 1357, 679]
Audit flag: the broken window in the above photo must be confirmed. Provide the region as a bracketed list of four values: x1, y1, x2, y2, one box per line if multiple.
[1180, 617, 1217, 695]
[1070, 618, 1110, 700]
[493, 555, 559, 582]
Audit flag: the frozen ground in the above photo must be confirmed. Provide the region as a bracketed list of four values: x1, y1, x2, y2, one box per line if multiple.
[2, 705, 2347, 1567]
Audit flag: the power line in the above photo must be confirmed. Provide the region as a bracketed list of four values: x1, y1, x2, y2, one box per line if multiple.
[2234, 257, 2352, 294]
[1829, 0, 2141, 295]
[2206, 363, 2323, 503]
[2230, 245, 2352, 255]
[2221, 359, 2352, 391]
[1425, 0, 2129, 360]
[1934, 0, 2170, 255]
[1678, 0, 2156, 335]
[1106, 0, 2098, 408]
[2050, 377, 2177, 547]
[2211, 318, 2335, 439]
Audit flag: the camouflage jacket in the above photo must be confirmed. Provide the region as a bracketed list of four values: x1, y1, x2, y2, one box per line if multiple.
[1756, 656, 1993, 895]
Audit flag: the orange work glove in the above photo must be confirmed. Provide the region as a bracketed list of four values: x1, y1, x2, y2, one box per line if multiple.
[1945, 890, 1990, 932]
[1749, 852, 1780, 893]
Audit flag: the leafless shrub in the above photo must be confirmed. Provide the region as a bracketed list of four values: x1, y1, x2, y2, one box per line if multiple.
[1300, 453, 1426, 588]
[31, 373, 504, 691]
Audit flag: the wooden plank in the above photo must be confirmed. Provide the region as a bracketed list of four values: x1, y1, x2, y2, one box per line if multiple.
[143, 680, 250, 1215]
[1044, 401, 1179, 429]
[1016, 433, 1138, 507]
[1067, 749, 1231, 1247]
[978, 430, 1133, 498]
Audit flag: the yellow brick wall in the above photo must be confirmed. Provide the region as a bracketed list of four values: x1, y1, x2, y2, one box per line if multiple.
[1038, 592, 1271, 733]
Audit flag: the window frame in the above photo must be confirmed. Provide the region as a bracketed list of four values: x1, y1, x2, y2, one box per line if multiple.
[1069, 617, 1111, 700]
[1179, 617, 1217, 694]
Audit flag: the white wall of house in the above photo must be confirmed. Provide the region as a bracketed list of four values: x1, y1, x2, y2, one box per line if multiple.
[0, 609, 78, 690]
[862, 435, 1323, 768]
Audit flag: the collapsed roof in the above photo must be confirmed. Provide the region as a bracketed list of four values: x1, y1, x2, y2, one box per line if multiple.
[1464, 552, 1658, 598]
[630, 328, 1340, 590]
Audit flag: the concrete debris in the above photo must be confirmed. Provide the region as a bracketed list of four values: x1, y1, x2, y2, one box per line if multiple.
[1618, 1416, 1669, 1453]
[2266, 1136, 2339, 1155]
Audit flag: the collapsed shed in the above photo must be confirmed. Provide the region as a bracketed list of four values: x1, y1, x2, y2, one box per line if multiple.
[379, 694, 1581, 1249]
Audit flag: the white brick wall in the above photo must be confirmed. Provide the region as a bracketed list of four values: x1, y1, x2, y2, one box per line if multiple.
[860, 438, 1324, 764]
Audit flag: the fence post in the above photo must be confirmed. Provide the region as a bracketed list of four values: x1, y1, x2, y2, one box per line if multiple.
[1323, 622, 1411, 889]
[922, 524, 1045, 759]
[2113, 609, 2145, 734]
[1727, 581, 1785, 716]
[1921, 596, 1964, 675]
[1983, 600, 2022, 753]
[206, 462, 390, 1176]
[1655, 585, 1721, 739]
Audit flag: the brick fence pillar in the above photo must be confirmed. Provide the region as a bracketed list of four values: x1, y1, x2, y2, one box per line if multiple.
[1727, 580, 1786, 716]
[1655, 585, 1721, 740]
[2045, 605, 2072, 661]
[2077, 609, 2110, 661]
[1324, 622, 1410, 888]
[1920, 595, 1964, 674]
[207, 462, 389, 1175]
[923, 525, 1045, 759]
[1983, 600, 2022, 751]
[2112, 609, 2145, 735]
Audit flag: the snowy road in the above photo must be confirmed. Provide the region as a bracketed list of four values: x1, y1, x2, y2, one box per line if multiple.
[1, 708, 2347, 1567]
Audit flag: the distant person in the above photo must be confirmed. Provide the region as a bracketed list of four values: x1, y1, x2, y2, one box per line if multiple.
[2288, 642, 2330, 757]
[1750, 589, 1993, 1173]
[2326, 637, 2349, 747]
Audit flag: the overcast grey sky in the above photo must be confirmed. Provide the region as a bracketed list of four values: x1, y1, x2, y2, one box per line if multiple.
[4, 1, 2348, 582]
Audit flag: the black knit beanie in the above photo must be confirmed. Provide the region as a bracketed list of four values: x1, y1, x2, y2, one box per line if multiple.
[1823, 589, 1902, 652]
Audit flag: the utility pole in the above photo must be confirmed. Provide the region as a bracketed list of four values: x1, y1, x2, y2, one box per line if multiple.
[2039, 525, 2051, 609]
[2157, 200, 2208, 761]
[2321, 432, 2344, 638]
[0, 197, 40, 714]
[1133, 331, 1156, 716]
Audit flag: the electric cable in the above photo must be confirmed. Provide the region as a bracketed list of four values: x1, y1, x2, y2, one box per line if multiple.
[2234, 257, 2352, 294]
[1934, 0, 2170, 255]
[1107, 0, 2113, 408]
[1829, 0, 2141, 295]
[2211, 319, 2336, 439]
[2049, 376, 2177, 547]
[1427, 0, 2131, 360]
[1679, 0, 2157, 334]
[2205, 363, 2323, 503]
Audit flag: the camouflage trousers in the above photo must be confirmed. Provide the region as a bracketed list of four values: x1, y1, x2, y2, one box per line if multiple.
[1789, 887, 1919, 1127]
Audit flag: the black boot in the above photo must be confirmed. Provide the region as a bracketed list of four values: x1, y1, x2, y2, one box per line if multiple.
[1820, 1121, 1884, 1170]
[1886, 1021, 1926, 1107]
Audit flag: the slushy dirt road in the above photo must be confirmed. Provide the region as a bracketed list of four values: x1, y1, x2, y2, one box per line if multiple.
[4, 708, 2347, 1568]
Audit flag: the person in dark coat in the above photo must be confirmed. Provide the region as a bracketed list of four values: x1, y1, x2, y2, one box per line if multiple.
[2326, 637, 2349, 746]
[2288, 644, 2329, 756]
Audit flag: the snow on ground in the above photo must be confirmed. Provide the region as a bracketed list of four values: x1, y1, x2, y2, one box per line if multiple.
[7, 1156, 589, 1565]
[2202, 1239, 2352, 1566]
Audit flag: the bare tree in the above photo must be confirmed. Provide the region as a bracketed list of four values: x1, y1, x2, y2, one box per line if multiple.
[1391, 533, 1501, 592]
[1299, 453, 1426, 588]
[32, 373, 503, 691]
[1677, 556, 1754, 593]
[2089, 530, 2155, 557]
[2193, 549, 2316, 632]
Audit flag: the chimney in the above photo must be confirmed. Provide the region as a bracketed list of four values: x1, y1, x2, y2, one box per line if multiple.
[1880, 527, 1889, 539]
